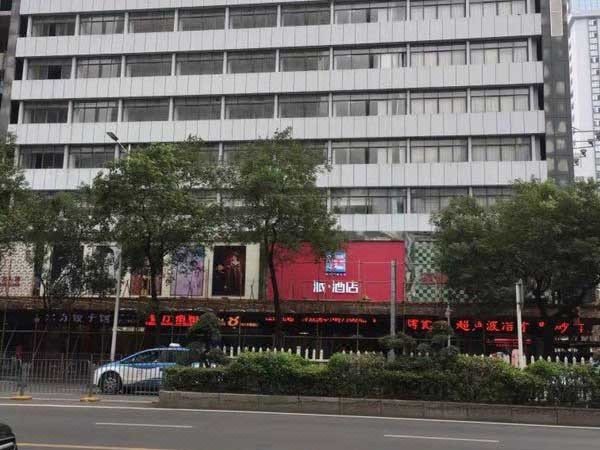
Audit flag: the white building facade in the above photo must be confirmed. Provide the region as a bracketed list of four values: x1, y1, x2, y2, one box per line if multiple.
[7, 0, 572, 236]
[569, 0, 600, 180]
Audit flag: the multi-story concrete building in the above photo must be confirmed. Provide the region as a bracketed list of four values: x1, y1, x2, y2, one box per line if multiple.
[0, 0, 579, 353]
[569, 0, 600, 180]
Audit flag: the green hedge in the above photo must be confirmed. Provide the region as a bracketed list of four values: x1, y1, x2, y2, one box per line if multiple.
[164, 352, 600, 407]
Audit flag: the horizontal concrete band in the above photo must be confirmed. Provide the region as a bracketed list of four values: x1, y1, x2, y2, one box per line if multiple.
[158, 390, 600, 427]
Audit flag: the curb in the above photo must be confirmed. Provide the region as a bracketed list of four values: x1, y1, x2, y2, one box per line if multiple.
[10, 395, 33, 401]
[158, 391, 600, 427]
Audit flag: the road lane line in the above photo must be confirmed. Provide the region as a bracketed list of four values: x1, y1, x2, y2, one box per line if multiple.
[2, 403, 600, 431]
[384, 434, 500, 444]
[20, 444, 181, 450]
[96, 422, 193, 429]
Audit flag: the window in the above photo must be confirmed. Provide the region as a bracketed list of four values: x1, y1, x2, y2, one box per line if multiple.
[282, 3, 331, 26]
[331, 188, 407, 214]
[410, 44, 466, 66]
[79, 14, 124, 35]
[280, 49, 330, 71]
[176, 53, 223, 75]
[410, 188, 468, 213]
[334, 1, 406, 23]
[174, 97, 222, 120]
[470, 40, 528, 64]
[472, 136, 531, 161]
[68, 145, 114, 168]
[31, 15, 76, 37]
[225, 96, 274, 119]
[27, 58, 71, 80]
[410, 139, 468, 162]
[179, 8, 225, 31]
[471, 88, 530, 112]
[222, 142, 248, 163]
[278, 95, 329, 118]
[410, 91, 467, 114]
[126, 54, 172, 77]
[333, 92, 406, 116]
[334, 47, 406, 69]
[19, 146, 64, 169]
[410, 0, 465, 20]
[123, 99, 170, 122]
[187, 144, 220, 164]
[72, 100, 118, 123]
[469, 0, 526, 17]
[332, 140, 406, 164]
[473, 187, 513, 207]
[227, 51, 276, 74]
[22, 102, 68, 124]
[128, 11, 175, 33]
[229, 6, 277, 29]
[76, 57, 122, 79]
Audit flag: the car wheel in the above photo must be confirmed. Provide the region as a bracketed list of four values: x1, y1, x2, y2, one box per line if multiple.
[100, 372, 122, 394]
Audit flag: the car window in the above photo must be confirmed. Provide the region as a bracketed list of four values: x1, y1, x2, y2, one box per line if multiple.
[161, 349, 189, 364]
[129, 350, 161, 364]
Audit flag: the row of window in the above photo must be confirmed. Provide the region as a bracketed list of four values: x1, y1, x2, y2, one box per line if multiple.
[18, 136, 536, 169]
[17, 88, 534, 124]
[28, 0, 530, 37]
[331, 186, 513, 213]
[23, 40, 532, 80]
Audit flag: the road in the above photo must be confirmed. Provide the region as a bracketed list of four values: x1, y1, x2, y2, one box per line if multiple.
[1, 397, 599, 450]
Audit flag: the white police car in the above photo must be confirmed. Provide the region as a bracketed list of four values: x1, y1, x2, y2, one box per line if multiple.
[94, 344, 190, 394]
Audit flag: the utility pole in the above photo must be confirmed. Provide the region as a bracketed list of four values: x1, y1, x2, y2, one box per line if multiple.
[515, 279, 525, 369]
[389, 260, 397, 361]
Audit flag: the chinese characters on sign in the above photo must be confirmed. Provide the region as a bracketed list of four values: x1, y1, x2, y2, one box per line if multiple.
[312, 281, 359, 294]
[405, 318, 590, 335]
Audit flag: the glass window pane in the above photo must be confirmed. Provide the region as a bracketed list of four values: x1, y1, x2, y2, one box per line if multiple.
[179, 9, 225, 31]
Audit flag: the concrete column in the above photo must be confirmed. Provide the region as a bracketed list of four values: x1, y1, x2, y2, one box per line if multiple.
[328, 93, 333, 117]
[26, 15, 32, 37]
[124, 12, 129, 34]
[327, 139, 332, 163]
[531, 135, 537, 161]
[277, 5, 282, 27]
[527, 0, 534, 13]
[224, 7, 230, 29]
[466, 41, 470, 65]
[117, 99, 123, 122]
[223, 51, 228, 74]
[273, 95, 278, 118]
[218, 142, 224, 162]
[114, 144, 120, 161]
[406, 91, 411, 114]
[22, 59, 28, 81]
[14, 146, 20, 168]
[330, 1, 335, 24]
[406, 43, 411, 67]
[405, 187, 412, 214]
[465, 0, 470, 18]
[275, 49, 280, 72]
[171, 53, 177, 76]
[329, 46, 334, 70]
[529, 86, 535, 110]
[466, 88, 471, 113]
[527, 37, 534, 61]
[173, 9, 179, 32]
[63, 145, 69, 169]
[74, 14, 81, 36]
[121, 55, 126, 77]
[406, 0, 411, 20]
[71, 56, 77, 79]
[467, 137, 472, 161]
[168, 98, 174, 121]
[406, 138, 411, 163]
[17, 101, 24, 124]
[221, 96, 226, 119]
[67, 100, 73, 123]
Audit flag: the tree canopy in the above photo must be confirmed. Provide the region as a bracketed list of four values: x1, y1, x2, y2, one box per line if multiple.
[433, 180, 600, 353]
[88, 139, 226, 343]
[225, 129, 345, 343]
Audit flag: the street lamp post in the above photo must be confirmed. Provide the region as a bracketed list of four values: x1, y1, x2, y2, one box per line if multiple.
[515, 279, 525, 369]
[389, 260, 397, 362]
[106, 132, 127, 361]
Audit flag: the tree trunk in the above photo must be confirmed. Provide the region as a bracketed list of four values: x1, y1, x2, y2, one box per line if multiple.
[149, 263, 162, 346]
[267, 251, 283, 348]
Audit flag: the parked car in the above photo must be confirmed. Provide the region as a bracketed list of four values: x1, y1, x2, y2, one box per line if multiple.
[94, 344, 190, 394]
[0, 423, 17, 450]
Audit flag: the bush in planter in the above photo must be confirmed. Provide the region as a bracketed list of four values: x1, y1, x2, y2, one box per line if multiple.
[327, 353, 386, 397]
[379, 333, 416, 354]
[164, 366, 226, 392]
[525, 360, 596, 406]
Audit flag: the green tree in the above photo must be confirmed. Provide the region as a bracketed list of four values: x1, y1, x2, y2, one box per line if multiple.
[88, 140, 226, 344]
[0, 135, 31, 267]
[226, 129, 345, 345]
[433, 180, 600, 355]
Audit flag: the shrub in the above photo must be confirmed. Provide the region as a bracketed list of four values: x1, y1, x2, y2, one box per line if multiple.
[526, 360, 596, 406]
[164, 366, 226, 392]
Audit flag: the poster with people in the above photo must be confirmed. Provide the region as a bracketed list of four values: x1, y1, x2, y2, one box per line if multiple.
[211, 245, 246, 297]
[170, 246, 205, 297]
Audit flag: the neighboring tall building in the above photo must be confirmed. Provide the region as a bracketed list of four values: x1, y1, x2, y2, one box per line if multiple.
[0, 0, 19, 133]
[569, 0, 600, 180]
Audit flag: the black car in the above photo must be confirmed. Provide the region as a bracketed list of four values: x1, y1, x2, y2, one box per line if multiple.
[0, 423, 16, 450]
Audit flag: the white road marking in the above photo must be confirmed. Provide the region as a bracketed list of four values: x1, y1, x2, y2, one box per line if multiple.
[96, 422, 193, 429]
[20, 444, 179, 450]
[2, 403, 600, 431]
[384, 434, 500, 444]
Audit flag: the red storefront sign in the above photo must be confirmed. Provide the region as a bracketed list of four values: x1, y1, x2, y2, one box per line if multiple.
[267, 241, 405, 302]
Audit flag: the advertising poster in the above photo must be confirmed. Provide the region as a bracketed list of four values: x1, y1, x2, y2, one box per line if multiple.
[170, 246, 205, 297]
[267, 241, 405, 302]
[211, 245, 246, 297]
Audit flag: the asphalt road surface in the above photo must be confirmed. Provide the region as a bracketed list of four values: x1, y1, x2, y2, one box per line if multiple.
[1, 397, 600, 450]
